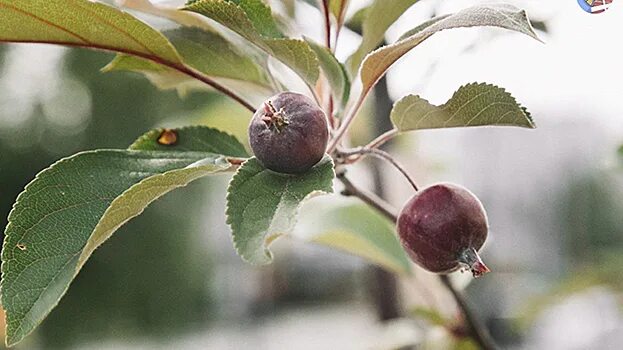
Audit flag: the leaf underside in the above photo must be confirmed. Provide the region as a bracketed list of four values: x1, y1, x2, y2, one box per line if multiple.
[226, 157, 335, 264]
[390, 82, 534, 131]
[346, 0, 420, 75]
[305, 38, 350, 109]
[184, 0, 320, 87]
[304, 204, 412, 275]
[103, 27, 270, 90]
[360, 4, 541, 96]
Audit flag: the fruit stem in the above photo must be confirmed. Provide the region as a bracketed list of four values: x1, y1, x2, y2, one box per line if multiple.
[459, 247, 491, 278]
[262, 101, 289, 133]
[337, 171, 399, 222]
[337, 147, 419, 191]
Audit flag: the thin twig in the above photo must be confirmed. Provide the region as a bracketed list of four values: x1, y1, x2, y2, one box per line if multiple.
[339, 148, 419, 191]
[337, 172, 497, 350]
[366, 128, 399, 150]
[337, 172, 398, 222]
[327, 95, 336, 129]
[327, 93, 366, 153]
[440, 275, 497, 350]
[175, 65, 256, 112]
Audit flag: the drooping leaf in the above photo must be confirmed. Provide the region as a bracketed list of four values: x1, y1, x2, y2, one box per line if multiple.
[0, 151, 232, 346]
[0, 0, 181, 66]
[0, 0, 264, 106]
[305, 38, 350, 108]
[0, 126, 248, 346]
[103, 27, 270, 89]
[359, 4, 542, 98]
[390, 83, 534, 131]
[346, 0, 420, 75]
[129, 126, 249, 157]
[226, 157, 335, 264]
[184, 0, 320, 87]
[299, 203, 411, 275]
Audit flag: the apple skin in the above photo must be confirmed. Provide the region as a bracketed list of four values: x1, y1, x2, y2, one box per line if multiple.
[397, 183, 490, 277]
[249, 92, 328, 174]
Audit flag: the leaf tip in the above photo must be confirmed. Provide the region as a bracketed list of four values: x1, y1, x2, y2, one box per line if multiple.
[520, 9, 546, 44]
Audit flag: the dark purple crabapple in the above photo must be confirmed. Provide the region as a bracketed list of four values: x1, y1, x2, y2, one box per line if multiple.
[249, 92, 329, 174]
[397, 183, 490, 278]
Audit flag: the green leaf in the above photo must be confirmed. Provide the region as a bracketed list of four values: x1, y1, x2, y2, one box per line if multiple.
[103, 27, 270, 89]
[231, 0, 284, 38]
[0, 150, 233, 346]
[119, 0, 218, 31]
[0, 0, 181, 66]
[129, 126, 250, 157]
[226, 157, 335, 264]
[184, 0, 320, 87]
[390, 83, 534, 131]
[302, 204, 411, 275]
[329, 0, 349, 29]
[344, 6, 368, 34]
[346, 0, 420, 75]
[305, 38, 350, 109]
[359, 4, 542, 98]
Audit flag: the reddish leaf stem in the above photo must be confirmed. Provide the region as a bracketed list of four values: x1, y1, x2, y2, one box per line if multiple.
[338, 147, 419, 191]
[322, 0, 332, 50]
[0, 40, 256, 112]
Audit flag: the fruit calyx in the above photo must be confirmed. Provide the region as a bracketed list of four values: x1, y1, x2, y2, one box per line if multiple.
[261, 101, 289, 133]
[458, 247, 490, 278]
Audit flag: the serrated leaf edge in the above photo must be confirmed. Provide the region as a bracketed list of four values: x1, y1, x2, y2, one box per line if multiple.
[183, 0, 320, 86]
[0, 150, 231, 346]
[390, 82, 535, 131]
[225, 157, 335, 265]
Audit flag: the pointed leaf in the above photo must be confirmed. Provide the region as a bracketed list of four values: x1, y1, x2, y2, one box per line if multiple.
[346, 0, 420, 75]
[1, 150, 233, 346]
[103, 27, 270, 89]
[232, 0, 284, 38]
[306, 38, 350, 108]
[391, 83, 534, 131]
[360, 4, 541, 97]
[226, 157, 335, 264]
[184, 0, 320, 86]
[0, 0, 182, 65]
[301, 204, 411, 275]
[329, 0, 350, 30]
